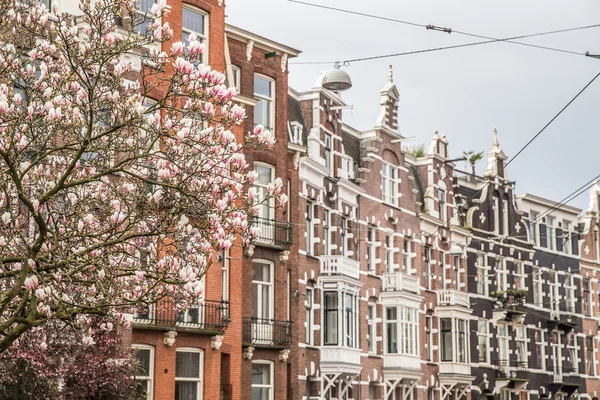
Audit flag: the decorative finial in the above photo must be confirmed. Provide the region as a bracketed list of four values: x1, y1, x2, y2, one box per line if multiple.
[493, 128, 499, 148]
[388, 65, 393, 83]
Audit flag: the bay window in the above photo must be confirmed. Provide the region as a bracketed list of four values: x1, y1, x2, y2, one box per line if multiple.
[439, 318, 468, 363]
[323, 290, 359, 348]
[182, 6, 208, 64]
[440, 318, 452, 362]
[457, 320, 467, 363]
[254, 75, 274, 133]
[382, 162, 397, 205]
[251, 361, 273, 400]
[385, 306, 419, 356]
[175, 349, 203, 400]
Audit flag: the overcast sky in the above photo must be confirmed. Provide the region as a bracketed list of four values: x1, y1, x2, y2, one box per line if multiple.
[225, 0, 600, 211]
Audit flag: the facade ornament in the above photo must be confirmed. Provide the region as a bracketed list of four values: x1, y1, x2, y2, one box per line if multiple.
[217, 0, 223, 5]
[243, 346, 255, 360]
[246, 40, 254, 61]
[211, 335, 224, 350]
[479, 212, 486, 224]
[585, 246, 590, 255]
[163, 330, 177, 347]
[293, 151, 301, 170]
[245, 243, 255, 258]
[280, 250, 290, 263]
[279, 349, 290, 362]
[281, 53, 288, 73]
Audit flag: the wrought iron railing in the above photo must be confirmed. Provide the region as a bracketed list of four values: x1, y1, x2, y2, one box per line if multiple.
[495, 359, 529, 379]
[133, 299, 229, 332]
[251, 217, 292, 248]
[242, 317, 292, 347]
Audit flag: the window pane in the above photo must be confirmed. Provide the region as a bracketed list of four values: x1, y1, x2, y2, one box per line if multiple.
[183, 8, 205, 34]
[254, 166, 272, 186]
[252, 262, 271, 282]
[252, 363, 271, 385]
[138, 0, 154, 13]
[135, 349, 151, 377]
[254, 99, 271, 129]
[176, 381, 198, 400]
[176, 352, 200, 378]
[252, 388, 271, 400]
[254, 76, 272, 97]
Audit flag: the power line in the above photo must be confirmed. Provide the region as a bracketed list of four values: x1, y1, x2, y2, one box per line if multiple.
[287, 0, 599, 65]
[428, 69, 600, 239]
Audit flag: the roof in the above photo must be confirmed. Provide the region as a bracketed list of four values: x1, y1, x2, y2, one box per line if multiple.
[408, 165, 425, 209]
[287, 93, 308, 145]
[342, 133, 360, 164]
[225, 24, 301, 57]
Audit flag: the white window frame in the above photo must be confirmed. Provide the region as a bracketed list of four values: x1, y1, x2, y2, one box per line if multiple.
[476, 253, 488, 296]
[546, 216, 555, 251]
[230, 65, 241, 92]
[222, 249, 230, 302]
[586, 336, 596, 376]
[454, 255, 461, 290]
[403, 239, 412, 274]
[305, 202, 314, 255]
[514, 261, 526, 290]
[305, 287, 314, 345]
[367, 303, 376, 354]
[254, 163, 275, 223]
[493, 197, 500, 235]
[252, 260, 274, 320]
[567, 333, 579, 374]
[323, 210, 330, 256]
[175, 348, 204, 400]
[251, 360, 274, 400]
[424, 247, 432, 290]
[367, 228, 376, 272]
[323, 288, 359, 349]
[324, 133, 333, 170]
[440, 251, 447, 289]
[477, 319, 490, 364]
[384, 306, 419, 356]
[438, 188, 446, 221]
[532, 266, 543, 306]
[182, 5, 209, 64]
[133, 344, 154, 399]
[565, 274, 576, 313]
[426, 315, 433, 362]
[341, 217, 349, 257]
[382, 162, 398, 206]
[515, 325, 528, 367]
[386, 234, 394, 273]
[254, 74, 275, 133]
[498, 323, 509, 364]
[497, 257, 508, 292]
[529, 211, 539, 245]
[502, 199, 509, 236]
[535, 329, 546, 370]
[562, 220, 572, 255]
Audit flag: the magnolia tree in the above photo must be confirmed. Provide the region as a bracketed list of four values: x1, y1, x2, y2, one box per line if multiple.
[0, 0, 284, 351]
[0, 321, 138, 399]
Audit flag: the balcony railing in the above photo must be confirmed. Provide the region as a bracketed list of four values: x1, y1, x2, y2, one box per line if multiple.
[251, 217, 293, 248]
[437, 289, 470, 307]
[242, 317, 292, 347]
[320, 255, 360, 280]
[496, 360, 529, 380]
[382, 272, 420, 294]
[132, 299, 229, 332]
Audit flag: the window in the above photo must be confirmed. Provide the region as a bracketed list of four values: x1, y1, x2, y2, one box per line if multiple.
[478, 320, 490, 364]
[497, 257, 507, 292]
[535, 330, 545, 370]
[438, 188, 446, 221]
[563, 220, 572, 255]
[254, 164, 275, 227]
[403, 239, 411, 274]
[566, 333, 578, 373]
[324, 133, 332, 170]
[565, 274, 576, 313]
[552, 332, 563, 376]
[305, 288, 314, 345]
[424, 247, 432, 290]
[254, 75, 274, 132]
[229, 65, 241, 92]
[251, 361, 273, 400]
[367, 228, 376, 272]
[476, 253, 488, 296]
[440, 251, 447, 288]
[385, 306, 419, 356]
[323, 210, 330, 256]
[583, 278, 592, 317]
[440, 318, 453, 362]
[135, 0, 156, 35]
[252, 261, 273, 321]
[426, 315, 433, 361]
[587, 337, 595, 376]
[305, 202, 314, 255]
[323, 292, 338, 345]
[175, 349, 203, 400]
[529, 211, 539, 245]
[515, 326, 528, 367]
[133, 345, 154, 399]
[493, 197, 500, 234]
[546, 217, 555, 250]
[502, 199, 509, 235]
[222, 250, 230, 302]
[457, 320, 467, 363]
[341, 217, 349, 257]
[382, 162, 397, 205]
[386, 234, 394, 273]
[532, 267, 543, 307]
[515, 261, 525, 290]
[344, 293, 357, 347]
[367, 304, 376, 354]
[498, 323, 509, 363]
[182, 7, 208, 64]
[548, 271, 559, 316]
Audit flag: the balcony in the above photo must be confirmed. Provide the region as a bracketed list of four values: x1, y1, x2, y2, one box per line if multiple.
[551, 365, 582, 394]
[320, 255, 360, 280]
[320, 346, 362, 374]
[251, 217, 292, 248]
[132, 299, 229, 333]
[496, 360, 530, 382]
[439, 361, 471, 376]
[437, 290, 470, 307]
[382, 272, 420, 294]
[383, 353, 421, 371]
[242, 317, 292, 348]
